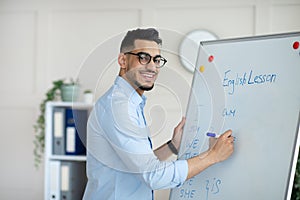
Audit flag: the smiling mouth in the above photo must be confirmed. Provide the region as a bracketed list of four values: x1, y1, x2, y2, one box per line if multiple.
[140, 71, 157, 81]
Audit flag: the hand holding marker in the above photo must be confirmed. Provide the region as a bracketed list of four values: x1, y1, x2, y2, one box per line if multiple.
[205, 130, 235, 163]
[207, 132, 236, 141]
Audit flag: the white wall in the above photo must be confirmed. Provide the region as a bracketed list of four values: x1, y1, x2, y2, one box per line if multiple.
[0, 0, 299, 199]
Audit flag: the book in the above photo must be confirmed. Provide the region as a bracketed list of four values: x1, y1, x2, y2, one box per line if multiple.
[65, 108, 88, 155]
[49, 160, 61, 200]
[52, 108, 65, 155]
[60, 161, 87, 200]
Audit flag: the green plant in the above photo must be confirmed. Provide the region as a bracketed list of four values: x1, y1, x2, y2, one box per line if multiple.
[33, 79, 64, 169]
[84, 89, 92, 94]
[292, 147, 300, 199]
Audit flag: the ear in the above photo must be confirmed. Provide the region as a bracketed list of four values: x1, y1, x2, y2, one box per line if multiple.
[118, 53, 127, 69]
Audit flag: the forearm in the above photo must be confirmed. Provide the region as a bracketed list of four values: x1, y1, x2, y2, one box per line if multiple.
[155, 143, 216, 179]
[154, 142, 173, 161]
[186, 150, 216, 180]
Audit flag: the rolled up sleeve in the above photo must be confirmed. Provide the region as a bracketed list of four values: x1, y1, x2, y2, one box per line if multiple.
[142, 159, 188, 190]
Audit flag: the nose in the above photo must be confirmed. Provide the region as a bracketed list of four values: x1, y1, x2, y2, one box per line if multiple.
[145, 59, 158, 71]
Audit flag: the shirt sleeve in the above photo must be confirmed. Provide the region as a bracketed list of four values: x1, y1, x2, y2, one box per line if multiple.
[142, 159, 188, 190]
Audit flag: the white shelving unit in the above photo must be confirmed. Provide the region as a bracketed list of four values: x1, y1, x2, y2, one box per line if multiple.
[44, 101, 92, 200]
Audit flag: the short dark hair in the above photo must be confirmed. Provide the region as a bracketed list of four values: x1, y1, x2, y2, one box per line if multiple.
[120, 28, 162, 52]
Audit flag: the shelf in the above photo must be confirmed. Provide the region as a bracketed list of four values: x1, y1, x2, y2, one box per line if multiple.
[44, 101, 90, 200]
[49, 155, 86, 161]
[47, 101, 93, 109]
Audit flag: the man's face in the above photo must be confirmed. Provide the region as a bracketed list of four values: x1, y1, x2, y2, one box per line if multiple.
[121, 39, 161, 94]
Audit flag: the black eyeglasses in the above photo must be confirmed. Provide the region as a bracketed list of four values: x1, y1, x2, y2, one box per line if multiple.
[124, 51, 167, 68]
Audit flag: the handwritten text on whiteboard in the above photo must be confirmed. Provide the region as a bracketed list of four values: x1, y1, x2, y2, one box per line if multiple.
[223, 69, 277, 95]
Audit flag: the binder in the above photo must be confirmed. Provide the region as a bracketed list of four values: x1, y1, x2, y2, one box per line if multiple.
[60, 161, 87, 200]
[49, 160, 61, 200]
[65, 108, 87, 155]
[53, 108, 65, 155]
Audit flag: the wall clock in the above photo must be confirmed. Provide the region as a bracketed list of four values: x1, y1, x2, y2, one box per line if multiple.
[179, 30, 218, 73]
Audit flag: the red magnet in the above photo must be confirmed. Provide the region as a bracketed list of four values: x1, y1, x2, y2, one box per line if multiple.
[293, 41, 299, 49]
[208, 55, 214, 62]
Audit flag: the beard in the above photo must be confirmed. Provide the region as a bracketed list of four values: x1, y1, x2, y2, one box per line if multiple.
[134, 80, 154, 91]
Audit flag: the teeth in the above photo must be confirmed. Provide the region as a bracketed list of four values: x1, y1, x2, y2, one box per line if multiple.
[141, 73, 154, 78]
[144, 74, 153, 78]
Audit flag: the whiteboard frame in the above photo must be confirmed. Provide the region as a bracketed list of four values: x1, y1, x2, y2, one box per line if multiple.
[286, 113, 300, 200]
[200, 31, 300, 46]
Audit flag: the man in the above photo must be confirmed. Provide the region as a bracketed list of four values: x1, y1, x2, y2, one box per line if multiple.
[83, 28, 234, 200]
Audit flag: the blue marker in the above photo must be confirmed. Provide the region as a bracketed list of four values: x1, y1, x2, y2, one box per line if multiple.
[207, 132, 236, 141]
[206, 132, 220, 138]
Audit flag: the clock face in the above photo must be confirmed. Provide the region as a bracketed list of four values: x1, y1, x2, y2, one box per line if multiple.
[179, 30, 218, 73]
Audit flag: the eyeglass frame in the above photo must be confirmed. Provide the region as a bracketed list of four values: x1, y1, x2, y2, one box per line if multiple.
[124, 51, 167, 68]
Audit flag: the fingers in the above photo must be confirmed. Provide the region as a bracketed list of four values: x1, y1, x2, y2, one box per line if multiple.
[178, 117, 186, 128]
[228, 136, 235, 143]
[175, 117, 186, 131]
[221, 129, 232, 138]
[217, 130, 234, 153]
[219, 130, 234, 146]
[172, 117, 186, 146]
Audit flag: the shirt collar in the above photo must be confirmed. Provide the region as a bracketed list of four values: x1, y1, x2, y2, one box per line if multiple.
[115, 76, 147, 107]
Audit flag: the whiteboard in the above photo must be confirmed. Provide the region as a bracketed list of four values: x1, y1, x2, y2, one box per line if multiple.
[170, 32, 300, 200]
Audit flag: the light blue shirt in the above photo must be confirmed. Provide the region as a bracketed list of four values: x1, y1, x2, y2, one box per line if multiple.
[83, 76, 188, 200]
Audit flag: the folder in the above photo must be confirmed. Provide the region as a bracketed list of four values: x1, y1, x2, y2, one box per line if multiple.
[60, 161, 87, 200]
[53, 108, 65, 155]
[49, 160, 61, 200]
[65, 108, 87, 155]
